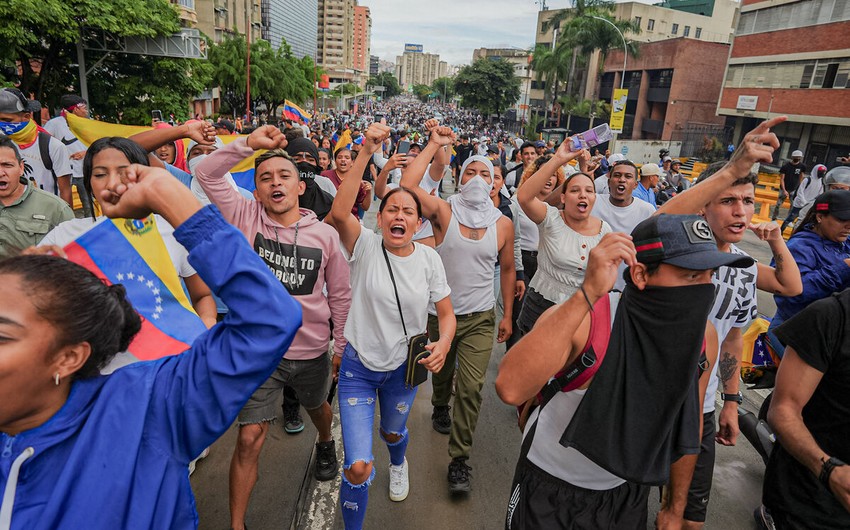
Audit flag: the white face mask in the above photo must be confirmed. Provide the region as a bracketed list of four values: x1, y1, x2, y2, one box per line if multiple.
[460, 174, 493, 206]
[187, 154, 206, 175]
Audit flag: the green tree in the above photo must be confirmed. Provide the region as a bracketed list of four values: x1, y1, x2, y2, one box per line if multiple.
[454, 58, 521, 118]
[87, 55, 211, 124]
[367, 72, 401, 98]
[430, 77, 455, 102]
[209, 35, 314, 119]
[539, 1, 640, 102]
[411, 84, 433, 103]
[0, 0, 181, 108]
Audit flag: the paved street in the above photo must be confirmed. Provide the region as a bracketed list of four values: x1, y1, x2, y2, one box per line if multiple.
[191, 198, 778, 530]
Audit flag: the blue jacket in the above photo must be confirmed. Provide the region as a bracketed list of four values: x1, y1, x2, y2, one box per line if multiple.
[0, 206, 302, 530]
[774, 226, 850, 320]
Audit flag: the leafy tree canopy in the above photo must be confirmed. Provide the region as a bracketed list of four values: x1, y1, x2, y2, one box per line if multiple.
[367, 72, 401, 98]
[454, 59, 520, 117]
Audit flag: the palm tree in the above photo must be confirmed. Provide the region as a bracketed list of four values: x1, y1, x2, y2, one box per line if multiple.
[542, 0, 640, 101]
[530, 44, 571, 127]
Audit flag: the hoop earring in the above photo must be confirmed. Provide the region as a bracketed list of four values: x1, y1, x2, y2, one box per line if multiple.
[54, 373, 60, 386]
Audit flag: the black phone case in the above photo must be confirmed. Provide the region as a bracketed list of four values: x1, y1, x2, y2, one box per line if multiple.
[406, 335, 430, 388]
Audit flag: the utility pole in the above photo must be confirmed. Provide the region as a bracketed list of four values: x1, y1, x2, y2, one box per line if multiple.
[245, 2, 252, 122]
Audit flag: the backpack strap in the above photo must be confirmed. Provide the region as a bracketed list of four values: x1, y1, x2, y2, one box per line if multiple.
[536, 291, 617, 408]
[37, 131, 58, 194]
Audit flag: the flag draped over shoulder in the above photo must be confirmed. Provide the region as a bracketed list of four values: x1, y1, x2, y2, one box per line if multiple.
[63, 216, 207, 361]
[64, 114, 262, 191]
[334, 129, 353, 152]
[282, 100, 311, 124]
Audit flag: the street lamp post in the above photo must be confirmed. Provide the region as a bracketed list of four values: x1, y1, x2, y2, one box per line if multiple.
[589, 15, 626, 151]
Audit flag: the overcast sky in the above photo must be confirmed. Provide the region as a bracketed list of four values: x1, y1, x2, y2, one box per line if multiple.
[366, 0, 657, 66]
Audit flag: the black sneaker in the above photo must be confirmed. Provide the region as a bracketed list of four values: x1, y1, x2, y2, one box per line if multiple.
[282, 400, 304, 435]
[432, 405, 451, 435]
[448, 457, 472, 493]
[315, 440, 339, 481]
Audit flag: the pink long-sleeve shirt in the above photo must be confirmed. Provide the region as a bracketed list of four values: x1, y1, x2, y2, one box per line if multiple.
[195, 138, 351, 360]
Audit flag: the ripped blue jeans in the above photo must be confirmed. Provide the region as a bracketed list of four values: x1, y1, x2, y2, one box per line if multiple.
[338, 343, 417, 529]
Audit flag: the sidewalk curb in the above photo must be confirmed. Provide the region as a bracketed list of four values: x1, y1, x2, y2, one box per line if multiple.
[291, 398, 342, 530]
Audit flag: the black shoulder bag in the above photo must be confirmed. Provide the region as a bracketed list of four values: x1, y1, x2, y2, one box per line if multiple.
[381, 243, 430, 388]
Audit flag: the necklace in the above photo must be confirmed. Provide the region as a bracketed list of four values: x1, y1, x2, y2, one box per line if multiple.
[273, 220, 300, 288]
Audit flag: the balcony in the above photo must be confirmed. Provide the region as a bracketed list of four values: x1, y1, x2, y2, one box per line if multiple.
[641, 118, 664, 136]
[647, 87, 670, 103]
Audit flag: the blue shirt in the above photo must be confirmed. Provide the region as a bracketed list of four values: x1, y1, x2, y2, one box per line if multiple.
[0, 206, 302, 529]
[633, 182, 657, 209]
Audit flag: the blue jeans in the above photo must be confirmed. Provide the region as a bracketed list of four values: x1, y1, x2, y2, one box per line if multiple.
[338, 344, 417, 529]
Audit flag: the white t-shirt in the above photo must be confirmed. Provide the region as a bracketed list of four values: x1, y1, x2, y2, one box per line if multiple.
[594, 174, 609, 194]
[592, 197, 656, 291]
[704, 244, 758, 413]
[20, 134, 73, 196]
[44, 116, 85, 179]
[530, 204, 611, 304]
[342, 226, 451, 372]
[40, 215, 197, 279]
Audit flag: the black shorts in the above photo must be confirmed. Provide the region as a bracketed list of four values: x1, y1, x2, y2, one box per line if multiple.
[684, 411, 716, 522]
[506, 457, 650, 530]
[517, 288, 555, 335]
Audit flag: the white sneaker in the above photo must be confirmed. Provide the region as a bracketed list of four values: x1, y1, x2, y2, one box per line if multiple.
[388, 458, 409, 502]
[188, 447, 211, 476]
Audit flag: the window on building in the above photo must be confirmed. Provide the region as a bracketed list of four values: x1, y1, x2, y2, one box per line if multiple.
[634, 16, 642, 27]
[800, 64, 815, 88]
[695, 27, 702, 38]
[683, 26, 690, 37]
[647, 19, 655, 30]
[822, 62, 840, 88]
[671, 23, 679, 35]
[737, 0, 850, 36]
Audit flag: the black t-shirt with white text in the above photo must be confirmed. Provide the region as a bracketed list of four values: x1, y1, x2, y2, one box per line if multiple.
[779, 162, 806, 193]
[765, 290, 850, 528]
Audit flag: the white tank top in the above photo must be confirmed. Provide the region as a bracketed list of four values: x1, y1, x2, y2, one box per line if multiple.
[526, 388, 626, 490]
[431, 214, 498, 315]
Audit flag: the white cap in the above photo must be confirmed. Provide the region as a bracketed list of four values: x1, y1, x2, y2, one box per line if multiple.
[607, 153, 625, 166]
[640, 163, 662, 177]
[791, 150, 803, 158]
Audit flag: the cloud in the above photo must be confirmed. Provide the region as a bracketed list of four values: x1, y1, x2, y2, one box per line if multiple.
[366, 0, 540, 65]
[364, 0, 660, 66]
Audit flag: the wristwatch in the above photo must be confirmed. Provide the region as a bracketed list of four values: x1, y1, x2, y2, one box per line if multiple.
[721, 391, 743, 404]
[820, 457, 847, 488]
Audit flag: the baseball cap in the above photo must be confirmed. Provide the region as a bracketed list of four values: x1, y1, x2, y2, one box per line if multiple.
[607, 153, 625, 166]
[791, 150, 803, 158]
[825, 166, 850, 187]
[215, 119, 235, 133]
[631, 214, 755, 270]
[0, 88, 28, 114]
[813, 190, 850, 221]
[640, 163, 662, 177]
[535, 140, 545, 148]
[671, 158, 682, 165]
[59, 94, 86, 110]
[662, 156, 672, 162]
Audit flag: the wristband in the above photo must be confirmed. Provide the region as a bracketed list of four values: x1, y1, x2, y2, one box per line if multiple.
[721, 391, 743, 404]
[579, 286, 595, 313]
[820, 457, 846, 489]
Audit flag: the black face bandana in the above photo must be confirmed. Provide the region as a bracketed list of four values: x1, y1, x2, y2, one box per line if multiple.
[296, 162, 334, 221]
[559, 281, 717, 485]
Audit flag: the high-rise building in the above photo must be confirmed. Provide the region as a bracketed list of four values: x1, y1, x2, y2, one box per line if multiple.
[395, 46, 447, 89]
[266, 0, 317, 58]
[317, 0, 362, 84]
[717, 0, 850, 168]
[353, 5, 371, 73]
[195, 0, 264, 44]
[369, 55, 380, 77]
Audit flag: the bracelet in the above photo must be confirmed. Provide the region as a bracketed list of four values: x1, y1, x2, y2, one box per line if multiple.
[820, 457, 846, 489]
[580, 285, 595, 313]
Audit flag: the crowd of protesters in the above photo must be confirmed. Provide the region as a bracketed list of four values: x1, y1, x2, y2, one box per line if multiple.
[1, 84, 849, 530]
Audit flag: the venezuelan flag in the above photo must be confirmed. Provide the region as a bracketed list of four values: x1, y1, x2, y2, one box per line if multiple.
[282, 100, 311, 124]
[63, 216, 207, 361]
[65, 114, 263, 192]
